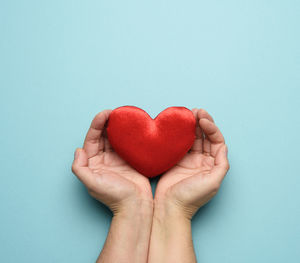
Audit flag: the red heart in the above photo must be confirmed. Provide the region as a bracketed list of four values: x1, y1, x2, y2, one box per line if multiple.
[106, 106, 196, 178]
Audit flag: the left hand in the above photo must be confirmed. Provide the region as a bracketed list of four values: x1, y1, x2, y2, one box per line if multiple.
[154, 108, 230, 220]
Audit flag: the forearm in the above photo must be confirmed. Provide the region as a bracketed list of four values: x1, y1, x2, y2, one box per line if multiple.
[97, 200, 153, 263]
[148, 201, 196, 263]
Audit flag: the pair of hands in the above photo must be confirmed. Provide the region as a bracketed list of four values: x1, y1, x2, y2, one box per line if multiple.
[71, 108, 229, 221]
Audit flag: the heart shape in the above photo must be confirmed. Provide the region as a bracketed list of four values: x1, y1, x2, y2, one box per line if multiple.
[106, 106, 196, 178]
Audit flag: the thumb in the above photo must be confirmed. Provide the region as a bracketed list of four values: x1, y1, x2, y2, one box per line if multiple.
[72, 148, 95, 188]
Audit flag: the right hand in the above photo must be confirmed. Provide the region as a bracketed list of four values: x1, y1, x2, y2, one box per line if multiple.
[71, 110, 153, 216]
[154, 109, 230, 220]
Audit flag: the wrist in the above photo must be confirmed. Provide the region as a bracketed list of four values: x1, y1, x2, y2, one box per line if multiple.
[114, 197, 153, 221]
[98, 198, 153, 263]
[148, 198, 195, 263]
[153, 197, 193, 222]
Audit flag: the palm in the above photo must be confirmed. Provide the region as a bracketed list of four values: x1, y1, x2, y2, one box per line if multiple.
[157, 152, 214, 189]
[72, 109, 152, 206]
[87, 148, 152, 199]
[155, 109, 228, 207]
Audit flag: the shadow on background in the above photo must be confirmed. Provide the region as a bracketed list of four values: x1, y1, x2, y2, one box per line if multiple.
[71, 174, 112, 220]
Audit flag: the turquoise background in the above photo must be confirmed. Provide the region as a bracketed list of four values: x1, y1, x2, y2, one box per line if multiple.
[1, 1, 299, 262]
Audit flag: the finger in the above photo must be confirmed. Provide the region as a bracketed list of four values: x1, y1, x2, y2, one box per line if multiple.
[203, 137, 211, 155]
[191, 108, 198, 116]
[83, 109, 112, 158]
[198, 109, 216, 155]
[199, 118, 225, 145]
[198, 109, 214, 123]
[212, 144, 230, 182]
[71, 148, 95, 189]
[103, 128, 114, 152]
[190, 108, 203, 153]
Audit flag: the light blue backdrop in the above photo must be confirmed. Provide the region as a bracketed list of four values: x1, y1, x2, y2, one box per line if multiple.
[1, 1, 299, 262]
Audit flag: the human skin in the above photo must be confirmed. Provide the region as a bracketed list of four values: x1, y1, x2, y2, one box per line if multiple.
[148, 108, 230, 263]
[72, 108, 229, 263]
[71, 110, 153, 263]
